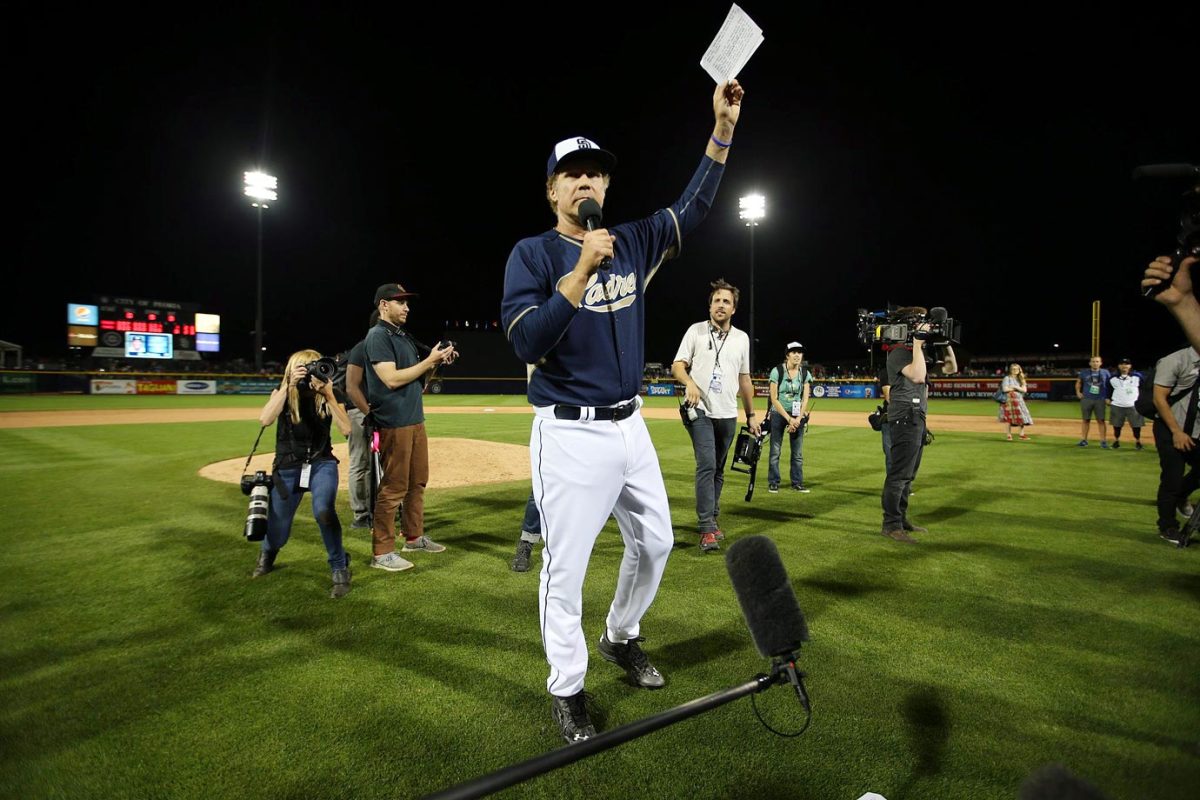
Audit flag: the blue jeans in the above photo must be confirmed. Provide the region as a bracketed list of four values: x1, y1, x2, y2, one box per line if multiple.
[685, 409, 738, 533]
[263, 460, 348, 570]
[768, 412, 805, 487]
[521, 490, 541, 538]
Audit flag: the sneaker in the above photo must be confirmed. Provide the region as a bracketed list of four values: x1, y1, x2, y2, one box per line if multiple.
[1177, 502, 1195, 518]
[511, 539, 534, 572]
[768, 484, 779, 494]
[1135, 442, 1145, 451]
[699, 532, 720, 552]
[551, 691, 596, 744]
[351, 516, 372, 529]
[1019, 434, 1031, 441]
[713, 529, 725, 542]
[792, 485, 811, 493]
[252, 550, 277, 578]
[598, 633, 665, 688]
[370, 551, 414, 572]
[402, 535, 446, 553]
[1100, 441, 1109, 449]
[881, 528, 917, 543]
[1006, 433, 1013, 441]
[1078, 440, 1088, 447]
[1111, 441, 1120, 450]
[1160, 528, 1183, 545]
[902, 520, 928, 533]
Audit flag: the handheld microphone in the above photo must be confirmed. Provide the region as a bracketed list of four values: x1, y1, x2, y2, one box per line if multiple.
[577, 198, 613, 271]
[726, 536, 811, 711]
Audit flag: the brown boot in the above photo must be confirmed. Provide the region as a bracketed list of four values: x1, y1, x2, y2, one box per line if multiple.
[252, 550, 277, 577]
[881, 528, 917, 543]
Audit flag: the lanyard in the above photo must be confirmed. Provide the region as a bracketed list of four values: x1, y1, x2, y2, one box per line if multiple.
[708, 325, 728, 368]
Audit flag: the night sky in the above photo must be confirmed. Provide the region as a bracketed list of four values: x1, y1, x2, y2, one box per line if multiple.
[11, 3, 1198, 371]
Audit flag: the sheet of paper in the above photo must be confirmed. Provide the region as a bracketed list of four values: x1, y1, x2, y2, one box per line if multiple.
[700, 4, 763, 84]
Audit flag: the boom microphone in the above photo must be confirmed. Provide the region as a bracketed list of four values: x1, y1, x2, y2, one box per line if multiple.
[1132, 163, 1200, 181]
[726, 536, 809, 657]
[929, 307, 948, 323]
[577, 198, 613, 271]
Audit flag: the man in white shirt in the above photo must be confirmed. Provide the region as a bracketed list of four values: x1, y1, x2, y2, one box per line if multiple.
[671, 279, 761, 552]
[1108, 357, 1145, 450]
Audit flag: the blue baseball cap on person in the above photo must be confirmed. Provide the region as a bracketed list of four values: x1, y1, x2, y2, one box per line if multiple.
[546, 136, 617, 178]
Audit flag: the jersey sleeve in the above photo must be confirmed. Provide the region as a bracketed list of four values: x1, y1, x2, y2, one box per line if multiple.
[501, 238, 580, 364]
[618, 156, 725, 285]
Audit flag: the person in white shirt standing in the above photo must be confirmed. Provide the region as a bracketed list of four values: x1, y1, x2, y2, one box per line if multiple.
[672, 278, 760, 553]
[1109, 357, 1146, 451]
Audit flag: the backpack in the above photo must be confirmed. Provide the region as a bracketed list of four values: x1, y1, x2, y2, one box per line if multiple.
[767, 363, 810, 419]
[1135, 367, 1195, 421]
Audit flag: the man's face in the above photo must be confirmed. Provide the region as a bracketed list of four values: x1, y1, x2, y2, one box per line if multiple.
[1119, 362, 1132, 375]
[379, 298, 409, 326]
[549, 159, 608, 222]
[709, 289, 736, 326]
[1089, 357, 1102, 370]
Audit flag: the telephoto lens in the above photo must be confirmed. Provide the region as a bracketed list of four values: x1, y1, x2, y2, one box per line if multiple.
[243, 471, 271, 541]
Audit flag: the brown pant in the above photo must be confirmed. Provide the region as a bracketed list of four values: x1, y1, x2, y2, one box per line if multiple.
[372, 423, 428, 555]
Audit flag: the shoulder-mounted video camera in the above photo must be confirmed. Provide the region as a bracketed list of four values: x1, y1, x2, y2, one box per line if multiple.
[856, 305, 962, 348]
[730, 423, 769, 501]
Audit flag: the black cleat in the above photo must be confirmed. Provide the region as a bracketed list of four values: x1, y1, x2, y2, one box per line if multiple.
[551, 691, 596, 744]
[511, 539, 534, 572]
[599, 634, 665, 688]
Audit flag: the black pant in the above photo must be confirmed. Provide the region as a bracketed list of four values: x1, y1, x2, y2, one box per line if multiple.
[1153, 418, 1200, 531]
[882, 413, 926, 530]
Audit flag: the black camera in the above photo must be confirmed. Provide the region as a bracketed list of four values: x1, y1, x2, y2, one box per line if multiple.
[856, 306, 961, 348]
[303, 356, 338, 384]
[240, 470, 273, 541]
[730, 423, 769, 501]
[1135, 164, 1200, 298]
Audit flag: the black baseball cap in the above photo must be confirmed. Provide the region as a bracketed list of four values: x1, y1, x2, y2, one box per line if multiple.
[1119, 357, 1132, 364]
[786, 341, 804, 352]
[374, 283, 418, 305]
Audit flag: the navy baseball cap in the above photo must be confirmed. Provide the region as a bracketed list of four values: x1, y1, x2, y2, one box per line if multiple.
[546, 136, 617, 178]
[1119, 357, 1132, 364]
[374, 283, 418, 305]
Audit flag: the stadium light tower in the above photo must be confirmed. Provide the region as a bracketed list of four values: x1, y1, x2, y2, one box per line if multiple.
[739, 193, 766, 371]
[243, 170, 277, 371]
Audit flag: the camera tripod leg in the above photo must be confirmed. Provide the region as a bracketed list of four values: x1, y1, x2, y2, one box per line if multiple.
[1180, 500, 1200, 548]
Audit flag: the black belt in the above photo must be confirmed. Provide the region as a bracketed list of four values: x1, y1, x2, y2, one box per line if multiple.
[554, 400, 638, 422]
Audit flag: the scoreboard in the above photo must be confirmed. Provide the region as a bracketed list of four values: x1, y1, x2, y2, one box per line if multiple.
[67, 296, 220, 360]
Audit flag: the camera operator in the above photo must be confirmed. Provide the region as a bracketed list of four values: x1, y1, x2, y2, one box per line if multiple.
[672, 278, 759, 553]
[364, 283, 458, 572]
[1142, 254, 1200, 545]
[251, 349, 353, 598]
[881, 309, 958, 543]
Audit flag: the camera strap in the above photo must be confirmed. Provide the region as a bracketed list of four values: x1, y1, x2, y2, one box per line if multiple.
[241, 425, 268, 476]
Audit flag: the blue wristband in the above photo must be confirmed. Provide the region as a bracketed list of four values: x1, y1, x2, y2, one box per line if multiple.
[711, 134, 732, 148]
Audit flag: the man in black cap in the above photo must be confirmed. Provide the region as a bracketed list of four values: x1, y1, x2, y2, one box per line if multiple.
[363, 283, 457, 572]
[1108, 358, 1145, 450]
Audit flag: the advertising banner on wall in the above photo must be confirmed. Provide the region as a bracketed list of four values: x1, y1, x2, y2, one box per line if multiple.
[929, 379, 1054, 401]
[135, 380, 177, 395]
[0, 374, 36, 394]
[176, 380, 217, 395]
[811, 382, 878, 399]
[90, 379, 137, 394]
[646, 383, 676, 397]
[217, 379, 279, 395]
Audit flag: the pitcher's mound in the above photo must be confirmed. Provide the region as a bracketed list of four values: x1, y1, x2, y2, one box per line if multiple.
[199, 437, 530, 490]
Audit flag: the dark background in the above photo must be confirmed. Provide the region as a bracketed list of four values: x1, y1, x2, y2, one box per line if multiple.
[10, 2, 1198, 371]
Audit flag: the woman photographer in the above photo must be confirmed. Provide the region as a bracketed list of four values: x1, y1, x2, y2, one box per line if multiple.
[252, 349, 354, 598]
[998, 362, 1033, 441]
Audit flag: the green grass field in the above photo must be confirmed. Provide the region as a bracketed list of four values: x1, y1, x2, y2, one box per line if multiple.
[1, 397, 1196, 799]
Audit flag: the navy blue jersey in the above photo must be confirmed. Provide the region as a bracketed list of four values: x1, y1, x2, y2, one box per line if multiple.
[501, 155, 724, 407]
